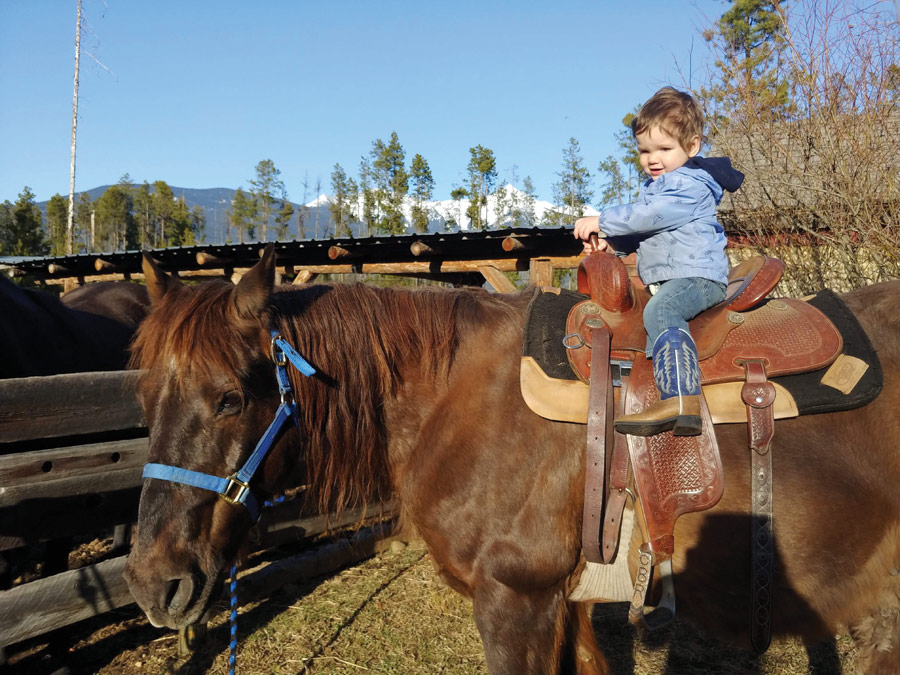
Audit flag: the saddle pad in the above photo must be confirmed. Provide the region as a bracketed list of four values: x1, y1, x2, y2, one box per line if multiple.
[521, 286, 588, 380]
[775, 289, 882, 414]
[520, 287, 877, 423]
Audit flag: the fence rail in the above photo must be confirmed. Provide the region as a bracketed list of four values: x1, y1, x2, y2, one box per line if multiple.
[0, 369, 394, 656]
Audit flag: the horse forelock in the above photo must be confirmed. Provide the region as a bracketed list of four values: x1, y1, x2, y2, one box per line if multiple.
[130, 280, 261, 388]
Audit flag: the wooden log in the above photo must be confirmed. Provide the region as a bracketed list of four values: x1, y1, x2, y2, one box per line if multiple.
[328, 245, 351, 260]
[236, 523, 391, 607]
[252, 501, 397, 548]
[196, 251, 233, 266]
[502, 236, 529, 252]
[410, 240, 438, 256]
[42, 268, 251, 285]
[0, 486, 140, 551]
[530, 258, 554, 288]
[93, 258, 121, 273]
[47, 264, 75, 275]
[0, 371, 144, 445]
[478, 266, 517, 293]
[0, 437, 147, 489]
[291, 270, 315, 285]
[283, 256, 581, 276]
[0, 555, 133, 647]
[0, 506, 395, 647]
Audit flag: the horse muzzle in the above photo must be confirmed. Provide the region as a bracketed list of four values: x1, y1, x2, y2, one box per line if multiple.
[124, 554, 217, 629]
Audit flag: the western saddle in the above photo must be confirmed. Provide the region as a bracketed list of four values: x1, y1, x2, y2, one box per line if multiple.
[564, 252, 842, 651]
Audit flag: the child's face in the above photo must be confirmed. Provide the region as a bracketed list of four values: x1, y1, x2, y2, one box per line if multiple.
[635, 126, 701, 180]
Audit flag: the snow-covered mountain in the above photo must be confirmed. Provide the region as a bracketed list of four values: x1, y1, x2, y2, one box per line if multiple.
[309, 184, 600, 234]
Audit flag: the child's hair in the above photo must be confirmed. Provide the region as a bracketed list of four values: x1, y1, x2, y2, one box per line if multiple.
[631, 87, 704, 151]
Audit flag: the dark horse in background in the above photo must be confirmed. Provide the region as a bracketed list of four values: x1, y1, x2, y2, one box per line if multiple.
[124, 246, 900, 674]
[0, 275, 149, 378]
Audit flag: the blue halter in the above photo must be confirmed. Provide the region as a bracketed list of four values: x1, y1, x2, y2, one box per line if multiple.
[141, 330, 316, 523]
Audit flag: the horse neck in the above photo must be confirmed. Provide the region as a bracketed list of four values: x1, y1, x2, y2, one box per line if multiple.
[275, 283, 468, 512]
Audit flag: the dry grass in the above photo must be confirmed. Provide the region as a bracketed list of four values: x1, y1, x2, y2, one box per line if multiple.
[7, 541, 860, 674]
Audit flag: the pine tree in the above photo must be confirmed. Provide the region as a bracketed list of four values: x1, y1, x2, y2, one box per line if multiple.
[46, 194, 69, 256]
[94, 184, 133, 251]
[134, 182, 155, 248]
[75, 191, 93, 250]
[358, 157, 378, 236]
[551, 137, 593, 226]
[371, 132, 408, 234]
[704, 0, 789, 112]
[330, 164, 357, 238]
[229, 188, 256, 244]
[409, 153, 434, 233]
[152, 181, 175, 247]
[466, 145, 497, 230]
[597, 109, 643, 208]
[0, 201, 12, 254]
[493, 185, 509, 229]
[447, 186, 468, 231]
[249, 159, 286, 241]
[274, 199, 294, 240]
[508, 165, 523, 227]
[521, 177, 537, 227]
[297, 172, 310, 240]
[5, 187, 48, 256]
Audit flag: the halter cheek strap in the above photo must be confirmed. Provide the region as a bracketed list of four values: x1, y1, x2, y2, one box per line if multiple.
[141, 329, 316, 524]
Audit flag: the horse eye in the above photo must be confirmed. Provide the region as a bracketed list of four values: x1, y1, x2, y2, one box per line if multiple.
[217, 391, 243, 416]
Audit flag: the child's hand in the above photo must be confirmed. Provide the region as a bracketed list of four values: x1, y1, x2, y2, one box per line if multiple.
[573, 216, 608, 254]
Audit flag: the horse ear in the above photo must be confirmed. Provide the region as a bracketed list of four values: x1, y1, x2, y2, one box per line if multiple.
[142, 253, 182, 306]
[232, 244, 275, 320]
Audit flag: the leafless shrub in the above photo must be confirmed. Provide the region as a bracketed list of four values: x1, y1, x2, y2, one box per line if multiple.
[698, 0, 900, 295]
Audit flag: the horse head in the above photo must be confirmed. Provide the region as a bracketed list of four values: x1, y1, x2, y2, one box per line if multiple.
[124, 245, 302, 629]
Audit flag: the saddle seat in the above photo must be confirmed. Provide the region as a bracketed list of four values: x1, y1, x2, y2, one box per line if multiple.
[565, 253, 842, 385]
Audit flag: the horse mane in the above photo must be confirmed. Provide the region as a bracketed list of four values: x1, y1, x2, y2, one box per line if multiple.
[131, 277, 526, 516]
[274, 282, 519, 514]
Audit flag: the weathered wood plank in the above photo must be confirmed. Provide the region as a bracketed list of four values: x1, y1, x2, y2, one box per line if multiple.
[0, 555, 133, 647]
[0, 507, 395, 647]
[529, 258, 554, 288]
[0, 464, 144, 508]
[0, 371, 145, 445]
[478, 265, 517, 293]
[0, 438, 148, 487]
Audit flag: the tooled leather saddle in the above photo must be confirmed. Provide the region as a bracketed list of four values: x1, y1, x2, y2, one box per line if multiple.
[565, 252, 843, 650]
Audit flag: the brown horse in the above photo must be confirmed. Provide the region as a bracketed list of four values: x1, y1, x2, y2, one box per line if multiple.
[124, 246, 900, 674]
[0, 275, 149, 378]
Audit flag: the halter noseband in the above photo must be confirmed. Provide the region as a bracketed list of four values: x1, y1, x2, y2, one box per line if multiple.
[141, 330, 315, 523]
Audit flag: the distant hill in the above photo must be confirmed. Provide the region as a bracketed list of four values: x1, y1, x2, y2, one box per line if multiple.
[36, 185, 598, 243]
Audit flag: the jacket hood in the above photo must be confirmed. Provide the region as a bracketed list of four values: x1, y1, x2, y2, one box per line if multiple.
[683, 156, 744, 193]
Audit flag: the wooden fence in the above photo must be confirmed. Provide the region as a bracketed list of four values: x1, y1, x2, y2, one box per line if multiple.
[0, 370, 394, 660]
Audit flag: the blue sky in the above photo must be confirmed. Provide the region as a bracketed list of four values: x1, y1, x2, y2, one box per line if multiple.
[0, 1, 728, 205]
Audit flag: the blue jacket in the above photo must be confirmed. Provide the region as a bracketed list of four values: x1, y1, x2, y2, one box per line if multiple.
[599, 157, 744, 286]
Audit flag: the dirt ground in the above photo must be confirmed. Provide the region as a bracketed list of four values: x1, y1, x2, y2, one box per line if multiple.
[6, 541, 858, 675]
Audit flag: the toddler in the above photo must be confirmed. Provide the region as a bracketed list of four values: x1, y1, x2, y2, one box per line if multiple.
[573, 86, 744, 436]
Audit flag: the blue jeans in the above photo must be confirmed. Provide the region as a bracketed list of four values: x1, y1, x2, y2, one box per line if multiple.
[643, 277, 727, 353]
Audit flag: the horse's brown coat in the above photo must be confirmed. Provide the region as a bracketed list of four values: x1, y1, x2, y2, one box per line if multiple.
[124, 248, 900, 674]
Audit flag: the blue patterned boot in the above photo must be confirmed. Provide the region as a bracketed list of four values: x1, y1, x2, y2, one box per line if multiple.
[615, 327, 702, 437]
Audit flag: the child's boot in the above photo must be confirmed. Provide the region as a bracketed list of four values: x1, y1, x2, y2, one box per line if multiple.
[615, 327, 702, 437]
